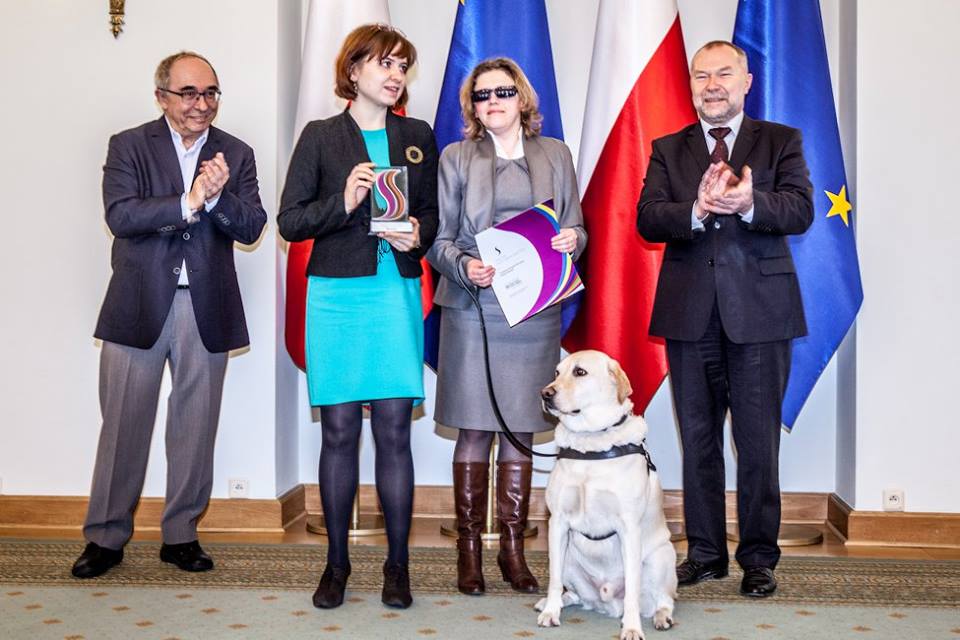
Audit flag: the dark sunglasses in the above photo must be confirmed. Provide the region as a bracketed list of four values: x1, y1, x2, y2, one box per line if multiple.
[471, 85, 519, 102]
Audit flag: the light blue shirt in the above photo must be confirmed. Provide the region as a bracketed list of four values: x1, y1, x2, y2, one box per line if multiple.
[165, 118, 220, 285]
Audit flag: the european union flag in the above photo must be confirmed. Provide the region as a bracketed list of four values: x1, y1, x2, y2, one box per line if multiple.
[733, 0, 864, 429]
[427, 0, 568, 369]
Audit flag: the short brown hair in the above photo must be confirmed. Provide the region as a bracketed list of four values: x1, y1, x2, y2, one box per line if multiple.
[459, 57, 543, 141]
[692, 40, 749, 72]
[154, 51, 219, 89]
[334, 24, 418, 110]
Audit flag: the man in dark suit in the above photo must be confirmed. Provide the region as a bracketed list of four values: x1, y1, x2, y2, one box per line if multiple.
[72, 51, 267, 578]
[637, 40, 813, 598]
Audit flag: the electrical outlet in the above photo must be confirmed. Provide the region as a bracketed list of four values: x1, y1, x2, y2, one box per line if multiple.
[882, 489, 905, 512]
[228, 478, 249, 499]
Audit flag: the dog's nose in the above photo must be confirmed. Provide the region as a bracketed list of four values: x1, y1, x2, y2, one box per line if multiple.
[541, 386, 556, 401]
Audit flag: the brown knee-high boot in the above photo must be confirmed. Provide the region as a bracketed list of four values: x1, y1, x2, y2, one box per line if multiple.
[496, 460, 539, 592]
[453, 461, 488, 595]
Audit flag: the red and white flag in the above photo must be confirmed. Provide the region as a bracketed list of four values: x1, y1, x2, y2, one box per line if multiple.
[284, 0, 434, 370]
[562, 0, 697, 412]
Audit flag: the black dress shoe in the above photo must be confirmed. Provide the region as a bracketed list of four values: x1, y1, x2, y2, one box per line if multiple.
[676, 558, 729, 586]
[313, 564, 351, 609]
[740, 566, 777, 598]
[159, 541, 214, 572]
[381, 561, 412, 609]
[71, 542, 123, 579]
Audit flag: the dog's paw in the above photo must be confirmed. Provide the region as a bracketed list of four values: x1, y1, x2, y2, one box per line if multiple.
[534, 597, 547, 612]
[653, 608, 673, 631]
[620, 627, 645, 640]
[537, 607, 562, 628]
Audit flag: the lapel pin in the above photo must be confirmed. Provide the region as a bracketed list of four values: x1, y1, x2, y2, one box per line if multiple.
[405, 145, 424, 164]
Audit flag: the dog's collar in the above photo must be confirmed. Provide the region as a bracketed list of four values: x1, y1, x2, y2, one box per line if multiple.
[606, 413, 629, 430]
[556, 441, 657, 473]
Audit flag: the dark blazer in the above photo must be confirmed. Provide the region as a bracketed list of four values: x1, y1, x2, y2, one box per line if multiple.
[277, 110, 439, 277]
[94, 117, 267, 353]
[637, 116, 813, 344]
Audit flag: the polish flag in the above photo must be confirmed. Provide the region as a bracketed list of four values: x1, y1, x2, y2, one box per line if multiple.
[284, 0, 434, 370]
[562, 0, 697, 411]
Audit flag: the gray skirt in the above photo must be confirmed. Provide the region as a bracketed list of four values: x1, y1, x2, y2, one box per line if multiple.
[434, 288, 559, 433]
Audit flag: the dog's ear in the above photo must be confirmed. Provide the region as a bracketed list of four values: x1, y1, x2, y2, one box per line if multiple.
[609, 359, 633, 404]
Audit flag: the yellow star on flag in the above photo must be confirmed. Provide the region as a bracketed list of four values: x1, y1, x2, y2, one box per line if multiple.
[825, 185, 852, 226]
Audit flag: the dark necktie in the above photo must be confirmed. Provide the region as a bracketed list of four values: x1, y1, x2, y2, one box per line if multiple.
[708, 127, 732, 164]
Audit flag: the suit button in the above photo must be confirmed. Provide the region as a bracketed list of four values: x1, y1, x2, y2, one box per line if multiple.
[707, 259, 715, 267]
[173, 267, 181, 275]
[183, 232, 191, 240]
[713, 220, 721, 229]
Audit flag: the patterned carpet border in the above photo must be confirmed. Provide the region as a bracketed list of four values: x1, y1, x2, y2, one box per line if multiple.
[2, 540, 958, 608]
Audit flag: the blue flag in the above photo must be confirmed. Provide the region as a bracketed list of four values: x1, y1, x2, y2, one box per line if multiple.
[426, 0, 570, 369]
[733, 0, 864, 429]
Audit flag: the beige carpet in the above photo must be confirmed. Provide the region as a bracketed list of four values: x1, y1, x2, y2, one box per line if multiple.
[2, 540, 959, 607]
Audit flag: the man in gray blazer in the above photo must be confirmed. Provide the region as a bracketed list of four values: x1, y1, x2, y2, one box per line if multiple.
[72, 51, 266, 579]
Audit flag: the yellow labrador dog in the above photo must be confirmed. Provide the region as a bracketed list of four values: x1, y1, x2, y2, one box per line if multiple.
[535, 350, 676, 640]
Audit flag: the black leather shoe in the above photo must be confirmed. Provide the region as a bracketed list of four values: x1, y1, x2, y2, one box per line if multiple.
[313, 564, 351, 609]
[381, 562, 412, 609]
[740, 566, 777, 598]
[676, 558, 729, 586]
[159, 541, 214, 572]
[71, 542, 123, 579]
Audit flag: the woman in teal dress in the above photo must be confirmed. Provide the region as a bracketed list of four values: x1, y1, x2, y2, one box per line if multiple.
[278, 24, 438, 611]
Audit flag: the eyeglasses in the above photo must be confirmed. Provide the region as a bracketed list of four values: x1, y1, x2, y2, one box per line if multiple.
[471, 85, 519, 103]
[158, 87, 222, 105]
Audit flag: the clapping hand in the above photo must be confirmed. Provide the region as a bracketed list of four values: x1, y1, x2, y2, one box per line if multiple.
[186, 152, 230, 213]
[696, 162, 754, 218]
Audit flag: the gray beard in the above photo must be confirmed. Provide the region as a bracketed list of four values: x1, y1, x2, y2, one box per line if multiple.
[697, 102, 742, 125]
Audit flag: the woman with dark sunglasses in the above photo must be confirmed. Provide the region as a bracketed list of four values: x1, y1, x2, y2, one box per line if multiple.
[278, 24, 438, 610]
[427, 57, 587, 596]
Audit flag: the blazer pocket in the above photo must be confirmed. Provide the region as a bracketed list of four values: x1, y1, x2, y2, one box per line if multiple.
[758, 256, 796, 275]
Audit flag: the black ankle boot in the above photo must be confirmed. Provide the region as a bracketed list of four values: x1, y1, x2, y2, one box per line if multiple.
[381, 561, 412, 608]
[312, 563, 351, 609]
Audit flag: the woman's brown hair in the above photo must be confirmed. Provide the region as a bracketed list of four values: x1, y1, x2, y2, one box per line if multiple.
[334, 24, 417, 110]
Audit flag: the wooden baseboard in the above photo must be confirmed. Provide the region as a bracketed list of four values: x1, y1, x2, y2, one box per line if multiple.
[827, 494, 960, 548]
[301, 484, 829, 524]
[0, 493, 296, 534]
[5, 489, 954, 547]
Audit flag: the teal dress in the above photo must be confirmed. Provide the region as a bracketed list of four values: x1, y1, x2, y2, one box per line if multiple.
[305, 128, 424, 406]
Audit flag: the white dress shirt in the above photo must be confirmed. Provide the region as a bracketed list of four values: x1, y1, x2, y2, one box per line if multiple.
[489, 126, 525, 160]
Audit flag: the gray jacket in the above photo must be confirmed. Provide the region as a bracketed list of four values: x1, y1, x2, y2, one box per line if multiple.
[427, 133, 587, 309]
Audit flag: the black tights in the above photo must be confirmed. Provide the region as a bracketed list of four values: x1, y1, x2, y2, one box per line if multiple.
[453, 428, 533, 463]
[318, 398, 414, 568]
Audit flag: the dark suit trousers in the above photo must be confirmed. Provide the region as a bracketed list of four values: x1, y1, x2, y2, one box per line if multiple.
[84, 290, 228, 549]
[667, 304, 790, 570]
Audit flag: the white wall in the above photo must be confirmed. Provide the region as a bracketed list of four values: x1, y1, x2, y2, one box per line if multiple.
[0, 1, 283, 500]
[1, 0, 955, 515]
[854, 0, 960, 512]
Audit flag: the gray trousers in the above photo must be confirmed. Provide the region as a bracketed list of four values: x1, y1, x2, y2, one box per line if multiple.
[84, 290, 228, 549]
